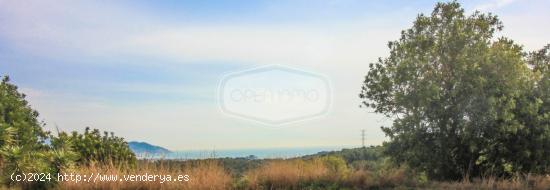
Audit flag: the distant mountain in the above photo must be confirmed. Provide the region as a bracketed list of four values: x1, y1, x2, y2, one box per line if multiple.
[128, 141, 171, 155]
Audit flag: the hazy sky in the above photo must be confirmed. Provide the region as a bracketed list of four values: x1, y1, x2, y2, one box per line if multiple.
[1, 0, 549, 150]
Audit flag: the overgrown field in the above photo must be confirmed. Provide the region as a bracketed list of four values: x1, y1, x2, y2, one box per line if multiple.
[40, 156, 550, 189]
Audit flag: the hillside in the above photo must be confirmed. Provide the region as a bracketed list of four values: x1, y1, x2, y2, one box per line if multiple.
[128, 141, 172, 155]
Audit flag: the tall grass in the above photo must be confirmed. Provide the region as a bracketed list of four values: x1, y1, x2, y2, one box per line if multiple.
[58, 160, 231, 190]
[240, 156, 550, 190]
[3, 156, 550, 189]
[245, 158, 330, 189]
[244, 156, 366, 189]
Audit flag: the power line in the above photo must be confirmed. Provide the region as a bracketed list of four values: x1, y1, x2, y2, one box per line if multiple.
[362, 129, 365, 148]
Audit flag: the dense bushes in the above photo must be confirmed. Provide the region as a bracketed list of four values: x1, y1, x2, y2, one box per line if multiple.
[0, 76, 136, 188]
[51, 127, 136, 167]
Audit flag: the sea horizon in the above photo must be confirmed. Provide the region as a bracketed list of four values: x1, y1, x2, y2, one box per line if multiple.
[136, 146, 359, 160]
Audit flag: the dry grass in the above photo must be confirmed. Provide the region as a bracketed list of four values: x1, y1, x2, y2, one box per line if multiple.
[3, 158, 550, 189]
[241, 158, 549, 190]
[58, 160, 232, 190]
[244, 156, 360, 189]
[245, 159, 330, 189]
[345, 170, 376, 188]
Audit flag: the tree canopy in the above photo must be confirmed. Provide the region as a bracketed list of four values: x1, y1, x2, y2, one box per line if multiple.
[0, 76, 49, 150]
[360, 1, 550, 180]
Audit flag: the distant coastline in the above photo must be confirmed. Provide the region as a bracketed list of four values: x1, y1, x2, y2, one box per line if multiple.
[133, 145, 355, 160]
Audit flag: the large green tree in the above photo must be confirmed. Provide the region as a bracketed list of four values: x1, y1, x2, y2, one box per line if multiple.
[0, 76, 49, 150]
[0, 76, 51, 187]
[360, 1, 549, 180]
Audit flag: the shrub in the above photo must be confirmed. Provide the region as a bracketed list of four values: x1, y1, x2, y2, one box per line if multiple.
[51, 127, 137, 168]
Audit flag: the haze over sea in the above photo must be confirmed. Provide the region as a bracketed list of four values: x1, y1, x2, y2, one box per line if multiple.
[138, 146, 354, 160]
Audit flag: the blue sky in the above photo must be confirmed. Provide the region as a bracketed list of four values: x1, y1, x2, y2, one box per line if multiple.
[0, 0, 549, 150]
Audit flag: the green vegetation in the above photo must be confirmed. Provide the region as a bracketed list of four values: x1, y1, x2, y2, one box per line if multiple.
[1, 76, 49, 188]
[0, 76, 136, 188]
[52, 127, 136, 167]
[360, 1, 549, 180]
